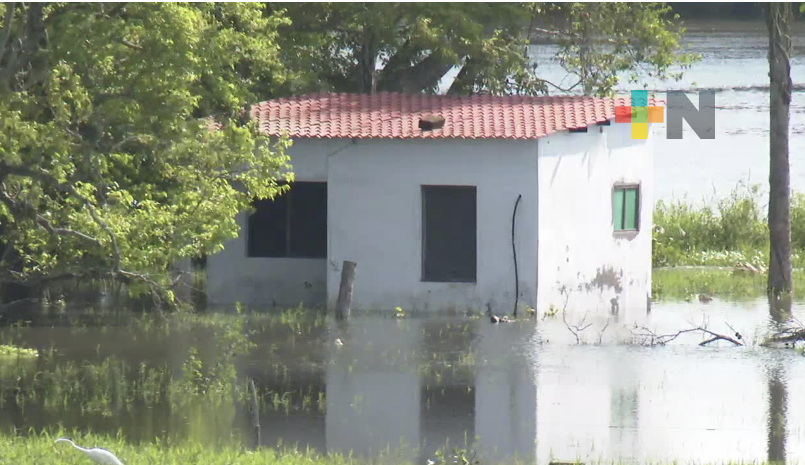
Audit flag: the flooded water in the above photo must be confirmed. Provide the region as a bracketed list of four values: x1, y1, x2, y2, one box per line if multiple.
[2, 299, 804, 464]
[4, 18, 805, 465]
[524, 20, 805, 206]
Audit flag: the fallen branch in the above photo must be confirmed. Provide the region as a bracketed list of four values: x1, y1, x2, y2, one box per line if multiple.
[631, 323, 743, 347]
[764, 317, 805, 346]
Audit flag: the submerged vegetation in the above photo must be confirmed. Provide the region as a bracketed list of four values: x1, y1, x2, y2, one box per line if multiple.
[652, 268, 805, 301]
[0, 308, 479, 445]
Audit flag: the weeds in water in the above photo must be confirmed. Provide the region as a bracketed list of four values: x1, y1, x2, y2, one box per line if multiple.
[653, 181, 805, 269]
[0, 344, 39, 359]
[652, 268, 805, 301]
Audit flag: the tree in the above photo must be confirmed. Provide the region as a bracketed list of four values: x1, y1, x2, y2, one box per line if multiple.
[0, 3, 293, 307]
[536, 2, 698, 96]
[765, 2, 793, 295]
[267, 2, 698, 97]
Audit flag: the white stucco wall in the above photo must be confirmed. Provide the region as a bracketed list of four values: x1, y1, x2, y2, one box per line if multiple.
[207, 124, 653, 315]
[536, 122, 654, 321]
[325, 138, 539, 314]
[205, 142, 329, 307]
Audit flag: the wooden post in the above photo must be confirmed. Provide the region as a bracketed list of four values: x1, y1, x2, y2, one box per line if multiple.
[249, 378, 261, 449]
[335, 261, 357, 320]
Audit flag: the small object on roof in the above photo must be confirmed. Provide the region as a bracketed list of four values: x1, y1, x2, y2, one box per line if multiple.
[419, 114, 445, 131]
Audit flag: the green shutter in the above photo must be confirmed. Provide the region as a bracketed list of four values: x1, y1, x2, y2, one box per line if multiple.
[612, 189, 624, 230]
[624, 188, 638, 230]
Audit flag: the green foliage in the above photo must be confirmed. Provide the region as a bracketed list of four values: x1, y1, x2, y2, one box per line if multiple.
[268, 2, 537, 95]
[652, 268, 805, 301]
[170, 317, 255, 406]
[269, 2, 697, 97]
[652, 182, 778, 268]
[0, 3, 292, 304]
[4, 430, 364, 465]
[0, 343, 39, 359]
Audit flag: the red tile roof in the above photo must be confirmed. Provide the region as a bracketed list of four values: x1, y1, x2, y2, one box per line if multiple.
[249, 92, 660, 140]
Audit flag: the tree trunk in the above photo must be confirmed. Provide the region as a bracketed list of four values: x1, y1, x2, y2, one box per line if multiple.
[358, 33, 377, 94]
[765, 2, 793, 295]
[334, 260, 356, 320]
[377, 49, 454, 94]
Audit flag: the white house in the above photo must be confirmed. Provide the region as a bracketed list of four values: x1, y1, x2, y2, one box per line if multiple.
[205, 92, 656, 318]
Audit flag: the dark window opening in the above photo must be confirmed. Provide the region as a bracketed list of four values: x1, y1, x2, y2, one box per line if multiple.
[247, 182, 327, 258]
[422, 185, 477, 283]
[612, 184, 639, 232]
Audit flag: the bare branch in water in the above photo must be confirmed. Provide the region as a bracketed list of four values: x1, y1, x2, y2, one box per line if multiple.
[631, 323, 743, 347]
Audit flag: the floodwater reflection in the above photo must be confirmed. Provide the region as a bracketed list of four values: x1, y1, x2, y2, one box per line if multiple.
[1, 298, 804, 464]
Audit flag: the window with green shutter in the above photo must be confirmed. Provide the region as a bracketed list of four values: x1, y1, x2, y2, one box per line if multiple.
[612, 185, 639, 232]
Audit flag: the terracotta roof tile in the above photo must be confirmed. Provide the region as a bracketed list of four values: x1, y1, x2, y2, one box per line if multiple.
[249, 92, 661, 140]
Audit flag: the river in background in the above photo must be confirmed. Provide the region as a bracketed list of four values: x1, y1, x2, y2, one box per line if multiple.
[525, 20, 805, 206]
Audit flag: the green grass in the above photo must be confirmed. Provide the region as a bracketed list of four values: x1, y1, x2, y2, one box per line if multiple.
[0, 344, 39, 359]
[2, 430, 366, 465]
[651, 267, 805, 301]
[651, 181, 805, 300]
[4, 430, 802, 465]
[652, 181, 805, 270]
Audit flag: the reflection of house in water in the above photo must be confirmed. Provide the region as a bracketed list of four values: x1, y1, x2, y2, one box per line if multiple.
[325, 319, 422, 461]
[322, 318, 537, 463]
[242, 316, 803, 465]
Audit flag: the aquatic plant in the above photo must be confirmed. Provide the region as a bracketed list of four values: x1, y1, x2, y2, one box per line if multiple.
[652, 268, 805, 301]
[652, 180, 805, 270]
[0, 344, 39, 359]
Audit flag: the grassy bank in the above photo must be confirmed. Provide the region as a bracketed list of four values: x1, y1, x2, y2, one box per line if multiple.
[1, 431, 361, 465]
[4, 431, 802, 465]
[651, 182, 805, 300]
[3, 430, 482, 465]
[653, 182, 805, 269]
[652, 267, 805, 301]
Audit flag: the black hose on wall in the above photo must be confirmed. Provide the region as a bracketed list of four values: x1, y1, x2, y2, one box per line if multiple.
[512, 194, 522, 317]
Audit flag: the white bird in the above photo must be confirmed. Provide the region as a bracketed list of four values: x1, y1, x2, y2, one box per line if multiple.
[55, 438, 124, 465]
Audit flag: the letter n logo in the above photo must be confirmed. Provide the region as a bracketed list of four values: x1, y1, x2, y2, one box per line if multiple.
[667, 91, 715, 139]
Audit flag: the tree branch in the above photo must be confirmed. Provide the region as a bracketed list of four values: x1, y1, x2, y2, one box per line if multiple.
[0, 162, 122, 273]
[531, 27, 618, 45]
[765, 317, 805, 345]
[97, 2, 128, 19]
[118, 38, 141, 51]
[0, 2, 16, 60]
[538, 77, 582, 94]
[0, 185, 103, 246]
[378, 48, 455, 93]
[631, 325, 743, 347]
[65, 185, 121, 273]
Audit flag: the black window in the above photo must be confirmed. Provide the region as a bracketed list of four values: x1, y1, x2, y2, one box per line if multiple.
[247, 182, 327, 258]
[422, 185, 477, 283]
